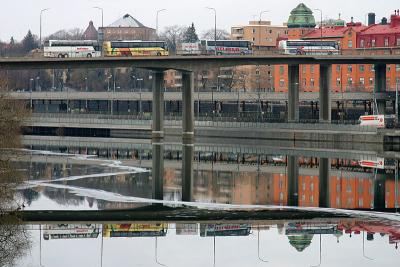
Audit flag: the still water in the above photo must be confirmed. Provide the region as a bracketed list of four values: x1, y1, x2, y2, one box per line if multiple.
[5, 148, 400, 266]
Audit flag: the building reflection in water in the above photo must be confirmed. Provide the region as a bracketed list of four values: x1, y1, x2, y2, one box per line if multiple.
[16, 150, 400, 211]
[22, 217, 400, 266]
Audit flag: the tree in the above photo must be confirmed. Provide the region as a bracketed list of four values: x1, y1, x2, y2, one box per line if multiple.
[9, 37, 15, 45]
[201, 29, 230, 40]
[182, 23, 199, 43]
[159, 25, 185, 54]
[46, 28, 83, 41]
[21, 30, 38, 53]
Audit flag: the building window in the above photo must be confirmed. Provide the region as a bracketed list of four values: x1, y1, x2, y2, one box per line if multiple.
[310, 66, 315, 74]
[397, 38, 400, 46]
[371, 39, 376, 47]
[360, 77, 365, 85]
[303, 66, 307, 73]
[310, 78, 315, 86]
[255, 70, 260, 75]
[348, 40, 353, 48]
[252, 37, 255, 41]
[396, 64, 400, 71]
[336, 65, 341, 72]
[347, 77, 353, 86]
[348, 65, 353, 73]
[279, 66, 284, 75]
[336, 78, 341, 86]
[303, 79, 307, 86]
[388, 66, 391, 72]
[384, 37, 389, 47]
[252, 28, 256, 33]
[269, 30, 272, 34]
[279, 79, 285, 87]
[359, 65, 365, 72]
[369, 77, 374, 85]
[360, 39, 365, 48]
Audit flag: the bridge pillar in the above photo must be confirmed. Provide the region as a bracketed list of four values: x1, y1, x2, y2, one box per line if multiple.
[151, 70, 165, 200]
[374, 174, 386, 210]
[287, 156, 299, 206]
[182, 71, 195, 201]
[319, 65, 332, 123]
[318, 158, 330, 208]
[374, 64, 387, 114]
[288, 65, 300, 122]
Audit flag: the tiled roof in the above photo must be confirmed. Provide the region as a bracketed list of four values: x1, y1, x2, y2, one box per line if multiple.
[360, 24, 400, 35]
[302, 25, 367, 39]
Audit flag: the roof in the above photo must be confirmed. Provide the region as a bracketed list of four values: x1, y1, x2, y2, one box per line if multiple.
[360, 24, 400, 35]
[82, 21, 98, 40]
[107, 14, 146, 28]
[287, 3, 316, 29]
[302, 25, 367, 39]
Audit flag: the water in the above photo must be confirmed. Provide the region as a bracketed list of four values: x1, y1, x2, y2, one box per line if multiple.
[3, 148, 400, 266]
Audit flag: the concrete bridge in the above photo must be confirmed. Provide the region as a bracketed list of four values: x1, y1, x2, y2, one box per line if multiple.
[3, 55, 400, 200]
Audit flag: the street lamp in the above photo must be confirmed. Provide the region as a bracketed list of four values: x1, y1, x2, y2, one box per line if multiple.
[137, 78, 144, 114]
[36, 76, 40, 91]
[107, 75, 112, 91]
[206, 7, 217, 56]
[259, 10, 269, 51]
[313, 9, 323, 52]
[156, 9, 167, 38]
[84, 77, 88, 92]
[40, 8, 50, 47]
[93, 7, 104, 28]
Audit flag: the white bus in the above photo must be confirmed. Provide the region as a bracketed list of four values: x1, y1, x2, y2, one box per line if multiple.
[279, 40, 339, 55]
[43, 224, 101, 240]
[177, 40, 253, 55]
[43, 40, 101, 58]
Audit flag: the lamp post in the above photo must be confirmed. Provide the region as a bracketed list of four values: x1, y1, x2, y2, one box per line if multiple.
[156, 9, 166, 39]
[84, 77, 88, 92]
[40, 8, 50, 47]
[313, 9, 323, 52]
[107, 75, 112, 92]
[258, 10, 269, 51]
[93, 7, 104, 28]
[206, 7, 217, 55]
[137, 78, 144, 114]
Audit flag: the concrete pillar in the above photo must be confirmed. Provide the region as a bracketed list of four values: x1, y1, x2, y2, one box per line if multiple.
[182, 71, 195, 202]
[288, 65, 300, 122]
[152, 143, 164, 200]
[151, 70, 165, 200]
[319, 65, 332, 122]
[318, 158, 330, 208]
[374, 174, 386, 210]
[152, 70, 165, 141]
[287, 156, 299, 206]
[374, 64, 386, 114]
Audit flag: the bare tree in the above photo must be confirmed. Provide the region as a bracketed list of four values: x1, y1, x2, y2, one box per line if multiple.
[201, 29, 230, 40]
[46, 28, 84, 40]
[159, 25, 185, 54]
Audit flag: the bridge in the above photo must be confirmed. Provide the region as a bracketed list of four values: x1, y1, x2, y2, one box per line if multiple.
[3, 54, 400, 201]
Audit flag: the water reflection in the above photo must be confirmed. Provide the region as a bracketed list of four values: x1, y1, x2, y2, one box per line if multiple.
[15, 150, 400, 211]
[17, 217, 400, 267]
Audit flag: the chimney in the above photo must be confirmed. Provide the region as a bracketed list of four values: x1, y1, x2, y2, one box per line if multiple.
[381, 17, 388, 25]
[368, 13, 375, 25]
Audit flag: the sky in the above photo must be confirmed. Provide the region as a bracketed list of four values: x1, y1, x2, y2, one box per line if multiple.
[1, 0, 399, 41]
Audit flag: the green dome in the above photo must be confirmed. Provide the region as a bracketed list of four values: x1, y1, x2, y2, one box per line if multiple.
[287, 234, 314, 252]
[287, 3, 316, 28]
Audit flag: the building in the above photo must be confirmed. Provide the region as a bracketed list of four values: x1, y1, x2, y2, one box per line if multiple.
[231, 20, 288, 52]
[82, 21, 98, 40]
[99, 14, 156, 41]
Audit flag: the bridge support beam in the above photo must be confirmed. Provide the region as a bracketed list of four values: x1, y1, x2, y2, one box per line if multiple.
[288, 65, 300, 122]
[319, 65, 332, 123]
[287, 156, 299, 206]
[318, 158, 330, 208]
[151, 70, 165, 200]
[374, 64, 387, 115]
[182, 71, 195, 201]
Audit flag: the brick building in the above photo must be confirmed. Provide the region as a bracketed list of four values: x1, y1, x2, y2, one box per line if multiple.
[99, 14, 155, 42]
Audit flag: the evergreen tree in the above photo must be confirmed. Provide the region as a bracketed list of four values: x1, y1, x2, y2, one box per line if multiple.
[9, 37, 15, 45]
[21, 30, 38, 53]
[182, 23, 199, 43]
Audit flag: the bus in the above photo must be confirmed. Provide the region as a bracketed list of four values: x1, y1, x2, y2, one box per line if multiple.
[359, 114, 395, 128]
[43, 224, 101, 240]
[102, 223, 168, 237]
[177, 40, 253, 55]
[278, 40, 340, 55]
[103, 41, 169, 57]
[43, 40, 101, 58]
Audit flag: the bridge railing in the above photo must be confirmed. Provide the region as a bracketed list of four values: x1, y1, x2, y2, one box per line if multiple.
[26, 112, 378, 132]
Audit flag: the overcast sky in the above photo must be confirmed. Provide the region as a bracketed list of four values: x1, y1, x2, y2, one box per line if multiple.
[1, 0, 399, 41]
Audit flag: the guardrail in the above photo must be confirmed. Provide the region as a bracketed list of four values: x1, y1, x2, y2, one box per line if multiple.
[25, 113, 378, 132]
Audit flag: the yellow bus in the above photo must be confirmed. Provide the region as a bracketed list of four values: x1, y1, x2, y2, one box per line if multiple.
[103, 223, 168, 237]
[103, 41, 169, 57]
